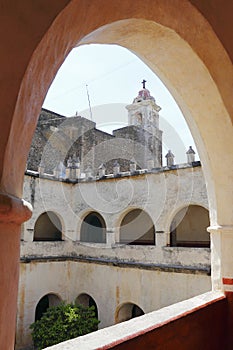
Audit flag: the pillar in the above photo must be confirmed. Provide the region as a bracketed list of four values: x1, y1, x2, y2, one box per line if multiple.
[156, 231, 169, 247]
[106, 228, 116, 247]
[113, 161, 120, 176]
[208, 225, 233, 348]
[98, 164, 106, 178]
[147, 158, 154, 171]
[0, 193, 32, 349]
[130, 159, 137, 173]
[208, 226, 233, 291]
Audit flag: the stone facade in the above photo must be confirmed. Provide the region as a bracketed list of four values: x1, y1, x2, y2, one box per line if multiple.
[27, 85, 163, 175]
[15, 85, 213, 349]
[16, 163, 211, 349]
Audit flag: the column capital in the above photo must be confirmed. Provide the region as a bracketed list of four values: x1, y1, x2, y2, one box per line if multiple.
[0, 193, 32, 225]
[207, 225, 233, 234]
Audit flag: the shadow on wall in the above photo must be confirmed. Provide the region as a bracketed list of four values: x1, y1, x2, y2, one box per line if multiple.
[119, 209, 155, 245]
[170, 205, 210, 248]
[80, 212, 106, 243]
[116, 302, 144, 323]
[75, 293, 99, 320]
[35, 293, 61, 321]
[34, 211, 62, 241]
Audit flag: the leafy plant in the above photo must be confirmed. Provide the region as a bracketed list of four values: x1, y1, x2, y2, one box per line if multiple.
[30, 302, 99, 349]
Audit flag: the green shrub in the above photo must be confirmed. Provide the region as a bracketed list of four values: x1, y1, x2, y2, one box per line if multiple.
[30, 302, 99, 349]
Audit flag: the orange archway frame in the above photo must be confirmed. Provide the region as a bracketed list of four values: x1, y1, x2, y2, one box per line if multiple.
[0, 1, 232, 348]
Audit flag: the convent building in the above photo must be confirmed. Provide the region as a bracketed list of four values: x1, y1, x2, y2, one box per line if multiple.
[17, 84, 211, 349]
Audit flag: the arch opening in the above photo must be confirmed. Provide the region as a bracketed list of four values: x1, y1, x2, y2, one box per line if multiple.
[116, 302, 144, 323]
[80, 212, 106, 243]
[35, 293, 61, 322]
[76, 17, 232, 228]
[1, 4, 233, 350]
[34, 211, 62, 241]
[7, 3, 232, 227]
[170, 205, 210, 248]
[75, 293, 98, 320]
[119, 209, 155, 245]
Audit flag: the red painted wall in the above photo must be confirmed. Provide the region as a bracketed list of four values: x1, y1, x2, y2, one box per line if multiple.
[225, 292, 233, 349]
[109, 299, 228, 350]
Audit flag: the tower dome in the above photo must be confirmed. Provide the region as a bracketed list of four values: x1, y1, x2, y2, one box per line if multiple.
[133, 80, 156, 103]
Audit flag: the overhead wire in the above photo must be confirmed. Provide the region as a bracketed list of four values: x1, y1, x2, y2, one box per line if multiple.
[45, 58, 137, 103]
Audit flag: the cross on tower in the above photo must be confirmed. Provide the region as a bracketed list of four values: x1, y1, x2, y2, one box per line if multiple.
[141, 79, 147, 89]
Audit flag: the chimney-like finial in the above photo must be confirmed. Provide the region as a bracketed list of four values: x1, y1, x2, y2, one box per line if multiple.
[186, 146, 196, 164]
[165, 150, 175, 167]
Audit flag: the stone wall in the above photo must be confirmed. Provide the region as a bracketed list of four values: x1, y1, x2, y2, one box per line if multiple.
[16, 164, 211, 349]
[27, 108, 162, 174]
[16, 259, 211, 349]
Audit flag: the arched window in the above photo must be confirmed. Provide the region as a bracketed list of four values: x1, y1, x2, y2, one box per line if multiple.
[34, 211, 62, 241]
[135, 112, 142, 125]
[120, 209, 155, 245]
[35, 293, 61, 321]
[170, 205, 210, 247]
[80, 212, 106, 243]
[75, 293, 98, 320]
[116, 303, 144, 323]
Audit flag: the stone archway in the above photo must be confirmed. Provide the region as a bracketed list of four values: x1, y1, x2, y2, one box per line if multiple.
[9, 5, 232, 292]
[80, 212, 106, 243]
[8, 0, 233, 259]
[119, 209, 155, 245]
[170, 205, 210, 248]
[116, 302, 144, 323]
[34, 211, 62, 241]
[75, 293, 98, 320]
[5, 3, 232, 221]
[35, 293, 61, 321]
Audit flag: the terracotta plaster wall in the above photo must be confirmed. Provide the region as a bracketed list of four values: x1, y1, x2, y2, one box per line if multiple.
[0, 1, 232, 349]
[190, 0, 233, 60]
[0, 195, 31, 349]
[0, 1, 70, 193]
[110, 298, 227, 350]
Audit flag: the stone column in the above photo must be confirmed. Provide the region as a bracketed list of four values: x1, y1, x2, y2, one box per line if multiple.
[147, 158, 154, 171]
[208, 225, 233, 291]
[113, 161, 120, 176]
[0, 193, 32, 349]
[156, 231, 169, 247]
[98, 164, 106, 178]
[208, 225, 233, 347]
[106, 228, 116, 247]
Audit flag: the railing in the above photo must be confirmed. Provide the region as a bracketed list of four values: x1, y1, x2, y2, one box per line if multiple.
[20, 241, 210, 271]
[44, 291, 226, 350]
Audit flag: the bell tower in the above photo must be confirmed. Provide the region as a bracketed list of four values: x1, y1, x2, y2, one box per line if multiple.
[124, 81, 163, 168]
[126, 80, 161, 134]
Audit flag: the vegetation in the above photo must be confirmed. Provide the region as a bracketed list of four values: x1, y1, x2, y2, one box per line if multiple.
[30, 302, 99, 349]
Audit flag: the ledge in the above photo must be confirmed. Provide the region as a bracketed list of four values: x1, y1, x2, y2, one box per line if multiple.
[20, 254, 210, 275]
[24, 161, 202, 183]
[44, 291, 224, 350]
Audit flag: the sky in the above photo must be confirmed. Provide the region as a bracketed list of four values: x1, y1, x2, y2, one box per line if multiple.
[43, 44, 198, 164]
